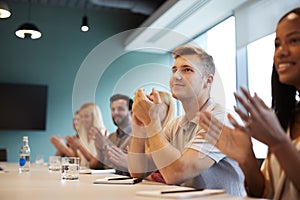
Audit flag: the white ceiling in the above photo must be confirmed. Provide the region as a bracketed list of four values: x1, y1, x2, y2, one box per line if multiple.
[124, 0, 249, 53]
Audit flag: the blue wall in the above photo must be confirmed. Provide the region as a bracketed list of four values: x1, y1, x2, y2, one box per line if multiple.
[0, 2, 170, 162]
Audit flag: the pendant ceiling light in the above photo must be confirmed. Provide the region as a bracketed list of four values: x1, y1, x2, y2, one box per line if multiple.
[0, 1, 11, 18]
[15, 1, 42, 39]
[81, 0, 89, 32]
[81, 15, 89, 32]
[15, 23, 42, 39]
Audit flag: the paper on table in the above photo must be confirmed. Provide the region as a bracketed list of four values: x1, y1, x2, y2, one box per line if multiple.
[80, 168, 116, 174]
[136, 189, 225, 199]
[93, 176, 143, 184]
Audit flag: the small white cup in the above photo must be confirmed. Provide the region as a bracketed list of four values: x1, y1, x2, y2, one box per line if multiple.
[61, 157, 80, 180]
[48, 156, 61, 172]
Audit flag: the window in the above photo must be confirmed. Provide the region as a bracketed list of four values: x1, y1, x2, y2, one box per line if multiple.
[246, 33, 275, 159]
[192, 16, 236, 110]
[247, 33, 275, 107]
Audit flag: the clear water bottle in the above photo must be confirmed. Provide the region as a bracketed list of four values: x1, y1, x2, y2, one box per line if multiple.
[19, 136, 30, 173]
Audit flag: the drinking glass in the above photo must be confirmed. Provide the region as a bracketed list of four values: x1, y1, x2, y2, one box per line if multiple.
[48, 156, 61, 171]
[61, 157, 80, 180]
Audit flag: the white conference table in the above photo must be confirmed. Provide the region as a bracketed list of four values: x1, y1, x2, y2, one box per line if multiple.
[0, 162, 261, 200]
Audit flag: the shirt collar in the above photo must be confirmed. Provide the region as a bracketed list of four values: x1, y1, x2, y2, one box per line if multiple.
[116, 124, 132, 137]
[180, 98, 216, 128]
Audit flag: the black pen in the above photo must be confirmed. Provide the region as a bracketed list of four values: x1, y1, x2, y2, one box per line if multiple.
[132, 178, 143, 184]
[107, 177, 143, 184]
[107, 177, 132, 180]
[161, 188, 204, 194]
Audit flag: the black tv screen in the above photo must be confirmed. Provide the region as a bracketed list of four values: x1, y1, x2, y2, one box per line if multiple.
[0, 83, 48, 130]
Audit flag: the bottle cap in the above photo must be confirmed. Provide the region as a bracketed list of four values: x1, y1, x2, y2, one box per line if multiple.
[23, 136, 28, 141]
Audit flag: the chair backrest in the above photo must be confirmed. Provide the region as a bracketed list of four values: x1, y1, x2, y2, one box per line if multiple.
[0, 149, 7, 162]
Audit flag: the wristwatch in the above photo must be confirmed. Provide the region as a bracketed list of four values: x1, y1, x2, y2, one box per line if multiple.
[101, 144, 109, 151]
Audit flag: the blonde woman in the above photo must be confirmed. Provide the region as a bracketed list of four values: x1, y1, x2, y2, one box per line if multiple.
[66, 103, 107, 169]
[50, 110, 80, 157]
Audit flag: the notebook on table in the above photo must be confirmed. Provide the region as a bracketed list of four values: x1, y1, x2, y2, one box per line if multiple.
[136, 188, 225, 199]
[93, 176, 143, 184]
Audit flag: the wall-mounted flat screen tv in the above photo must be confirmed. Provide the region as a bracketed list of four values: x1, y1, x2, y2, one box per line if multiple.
[0, 83, 48, 130]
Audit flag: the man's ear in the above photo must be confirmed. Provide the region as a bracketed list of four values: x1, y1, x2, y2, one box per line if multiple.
[207, 74, 214, 84]
[204, 74, 214, 88]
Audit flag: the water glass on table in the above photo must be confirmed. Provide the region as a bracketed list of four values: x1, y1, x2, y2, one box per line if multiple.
[48, 156, 61, 171]
[61, 157, 80, 180]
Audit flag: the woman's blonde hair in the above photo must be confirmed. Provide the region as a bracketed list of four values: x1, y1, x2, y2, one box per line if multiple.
[79, 102, 105, 130]
[77, 102, 106, 160]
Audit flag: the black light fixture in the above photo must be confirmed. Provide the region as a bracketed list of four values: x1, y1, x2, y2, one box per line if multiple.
[81, 0, 89, 32]
[81, 15, 89, 32]
[15, 23, 42, 39]
[0, 1, 11, 18]
[15, 1, 42, 39]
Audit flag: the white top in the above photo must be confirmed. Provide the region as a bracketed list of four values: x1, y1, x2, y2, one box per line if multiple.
[262, 128, 300, 200]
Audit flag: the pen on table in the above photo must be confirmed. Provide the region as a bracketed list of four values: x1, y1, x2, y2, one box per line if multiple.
[161, 188, 204, 194]
[107, 177, 132, 180]
[107, 177, 143, 184]
[132, 178, 143, 184]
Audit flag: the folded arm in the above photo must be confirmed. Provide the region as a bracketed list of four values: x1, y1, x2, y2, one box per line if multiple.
[131, 88, 214, 184]
[147, 132, 215, 185]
